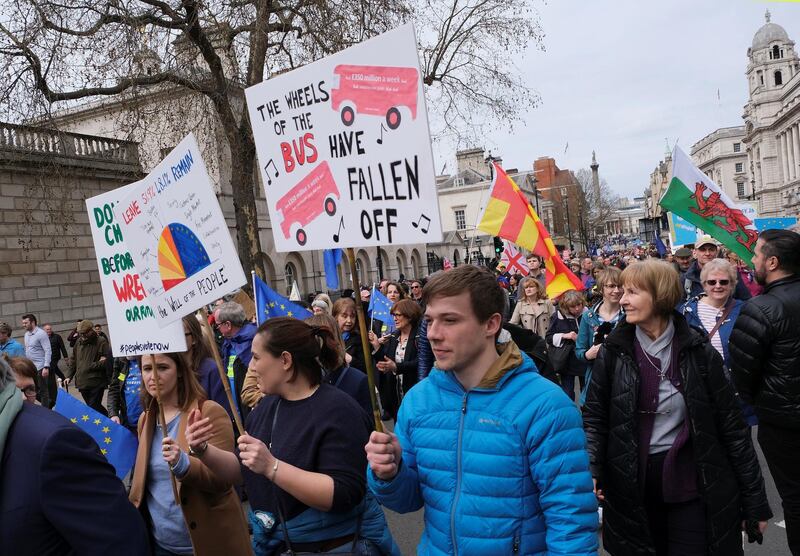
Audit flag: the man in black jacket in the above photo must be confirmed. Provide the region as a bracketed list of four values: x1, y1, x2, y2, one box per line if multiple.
[730, 228, 800, 556]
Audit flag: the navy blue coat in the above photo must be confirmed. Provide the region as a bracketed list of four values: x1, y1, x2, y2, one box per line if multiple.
[0, 403, 149, 556]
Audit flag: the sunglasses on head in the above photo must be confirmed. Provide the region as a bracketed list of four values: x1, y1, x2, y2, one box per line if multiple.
[705, 279, 730, 286]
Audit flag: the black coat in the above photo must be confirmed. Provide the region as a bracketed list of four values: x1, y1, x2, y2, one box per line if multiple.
[730, 275, 800, 430]
[1, 402, 149, 555]
[343, 331, 368, 375]
[583, 314, 771, 555]
[375, 325, 419, 420]
[545, 309, 584, 376]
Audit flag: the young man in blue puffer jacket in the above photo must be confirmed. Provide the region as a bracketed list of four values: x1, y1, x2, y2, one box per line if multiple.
[366, 265, 598, 555]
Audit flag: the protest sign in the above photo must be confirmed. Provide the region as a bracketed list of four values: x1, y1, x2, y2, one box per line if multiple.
[114, 133, 246, 326]
[245, 23, 442, 252]
[86, 185, 186, 356]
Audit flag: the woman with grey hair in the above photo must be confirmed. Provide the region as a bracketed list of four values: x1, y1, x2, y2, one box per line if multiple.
[680, 258, 756, 425]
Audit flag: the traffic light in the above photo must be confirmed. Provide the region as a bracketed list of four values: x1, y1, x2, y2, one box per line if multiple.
[493, 236, 504, 256]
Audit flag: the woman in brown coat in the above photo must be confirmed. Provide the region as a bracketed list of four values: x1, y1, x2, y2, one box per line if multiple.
[509, 276, 554, 339]
[128, 352, 252, 556]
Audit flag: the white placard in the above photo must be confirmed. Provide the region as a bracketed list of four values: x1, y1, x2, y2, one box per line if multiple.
[245, 23, 442, 252]
[86, 185, 186, 356]
[114, 134, 247, 326]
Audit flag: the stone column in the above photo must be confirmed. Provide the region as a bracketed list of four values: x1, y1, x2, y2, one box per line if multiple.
[788, 130, 796, 182]
[781, 133, 790, 182]
[793, 125, 800, 180]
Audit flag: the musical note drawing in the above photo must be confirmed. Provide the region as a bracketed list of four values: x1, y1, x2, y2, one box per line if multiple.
[264, 159, 280, 185]
[411, 214, 431, 234]
[376, 123, 388, 145]
[333, 216, 345, 242]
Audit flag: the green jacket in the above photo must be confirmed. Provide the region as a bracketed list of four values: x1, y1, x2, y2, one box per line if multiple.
[67, 333, 110, 390]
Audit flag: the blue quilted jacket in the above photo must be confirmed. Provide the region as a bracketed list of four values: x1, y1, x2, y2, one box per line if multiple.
[368, 346, 598, 555]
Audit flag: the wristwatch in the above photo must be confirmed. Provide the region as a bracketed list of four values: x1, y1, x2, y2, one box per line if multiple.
[188, 441, 208, 457]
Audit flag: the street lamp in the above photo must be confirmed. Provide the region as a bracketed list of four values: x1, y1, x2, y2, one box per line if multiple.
[562, 187, 575, 251]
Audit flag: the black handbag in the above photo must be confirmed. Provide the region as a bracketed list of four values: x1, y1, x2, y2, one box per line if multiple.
[549, 341, 575, 374]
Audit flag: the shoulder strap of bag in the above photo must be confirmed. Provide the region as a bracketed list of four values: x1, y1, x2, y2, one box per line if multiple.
[707, 302, 736, 341]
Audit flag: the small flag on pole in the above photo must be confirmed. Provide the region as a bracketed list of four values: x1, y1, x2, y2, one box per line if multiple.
[54, 391, 138, 479]
[323, 249, 343, 290]
[368, 287, 396, 333]
[253, 274, 312, 325]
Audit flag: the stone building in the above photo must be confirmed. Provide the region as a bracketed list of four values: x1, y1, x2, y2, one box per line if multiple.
[0, 123, 143, 340]
[691, 126, 749, 201]
[642, 145, 672, 238]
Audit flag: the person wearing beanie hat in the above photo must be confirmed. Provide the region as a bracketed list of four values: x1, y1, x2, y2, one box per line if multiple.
[66, 319, 110, 415]
[311, 299, 330, 315]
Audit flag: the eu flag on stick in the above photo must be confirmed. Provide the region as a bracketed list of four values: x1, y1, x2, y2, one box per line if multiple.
[368, 286, 395, 333]
[54, 391, 138, 479]
[253, 274, 312, 326]
[654, 230, 667, 257]
[323, 249, 344, 290]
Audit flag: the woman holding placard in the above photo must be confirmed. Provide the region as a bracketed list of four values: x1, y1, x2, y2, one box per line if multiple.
[128, 352, 251, 556]
[184, 317, 399, 555]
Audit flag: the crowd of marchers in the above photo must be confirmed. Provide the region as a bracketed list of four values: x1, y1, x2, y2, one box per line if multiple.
[1, 229, 799, 556]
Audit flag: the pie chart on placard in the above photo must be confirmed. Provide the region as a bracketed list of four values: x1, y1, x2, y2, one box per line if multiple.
[158, 223, 212, 292]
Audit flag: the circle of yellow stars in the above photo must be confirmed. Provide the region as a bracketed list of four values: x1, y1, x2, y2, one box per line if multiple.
[70, 414, 113, 455]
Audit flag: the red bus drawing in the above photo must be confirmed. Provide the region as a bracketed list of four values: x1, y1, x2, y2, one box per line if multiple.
[276, 161, 340, 246]
[330, 65, 419, 130]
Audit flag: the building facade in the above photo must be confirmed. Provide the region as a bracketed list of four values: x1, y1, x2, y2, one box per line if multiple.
[691, 126, 749, 201]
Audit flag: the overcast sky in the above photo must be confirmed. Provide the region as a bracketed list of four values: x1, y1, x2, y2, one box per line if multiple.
[433, 0, 800, 199]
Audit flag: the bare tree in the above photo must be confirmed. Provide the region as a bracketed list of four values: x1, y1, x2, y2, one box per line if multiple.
[575, 167, 618, 249]
[0, 0, 543, 275]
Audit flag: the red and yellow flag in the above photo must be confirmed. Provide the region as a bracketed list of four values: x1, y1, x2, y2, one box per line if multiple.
[477, 163, 583, 299]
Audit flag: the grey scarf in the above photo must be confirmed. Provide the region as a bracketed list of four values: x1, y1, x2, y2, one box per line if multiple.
[635, 319, 675, 373]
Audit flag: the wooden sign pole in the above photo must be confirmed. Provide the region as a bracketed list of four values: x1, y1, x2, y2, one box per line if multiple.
[345, 248, 384, 433]
[196, 309, 246, 438]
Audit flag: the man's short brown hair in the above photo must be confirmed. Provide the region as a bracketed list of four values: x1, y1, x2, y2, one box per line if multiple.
[422, 265, 505, 323]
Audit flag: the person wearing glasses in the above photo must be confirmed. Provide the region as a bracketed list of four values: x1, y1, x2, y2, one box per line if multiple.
[576, 267, 624, 405]
[409, 280, 424, 305]
[681, 235, 751, 302]
[680, 259, 755, 426]
[583, 259, 771, 555]
[368, 299, 422, 421]
[7, 356, 38, 404]
[214, 302, 257, 421]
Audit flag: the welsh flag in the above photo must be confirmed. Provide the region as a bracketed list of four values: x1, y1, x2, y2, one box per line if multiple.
[477, 164, 582, 298]
[660, 146, 758, 265]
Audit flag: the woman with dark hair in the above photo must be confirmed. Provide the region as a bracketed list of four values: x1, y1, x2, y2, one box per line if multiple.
[307, 313, 372, 418]
[182, 315, 232, 419]
[332, 296, 367, 374]
[7, 356, 38, 404]
[368, 299, 422, 421]
[184, 317, 398, 555]
[385, 281, 407, 304]
[128, 352, 251, 556]
[584, 259, 771, 555]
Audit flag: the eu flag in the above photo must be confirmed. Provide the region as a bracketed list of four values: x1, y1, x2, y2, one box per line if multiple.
[54, 390, 138, 479]
[253, 274, 313, 326]
[323, 249, 344, 290]
[654, 231, 667, 257]
[368, 286, 396, 333]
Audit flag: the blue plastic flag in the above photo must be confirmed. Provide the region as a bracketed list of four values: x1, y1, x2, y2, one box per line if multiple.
[654, 230, 667, 257]
[323, 249, 343, 290]
[753, 217, 798, 231]
[54, 390, 138, 479]
[253, 274, 312, 326]
[368, 286, 396, 333]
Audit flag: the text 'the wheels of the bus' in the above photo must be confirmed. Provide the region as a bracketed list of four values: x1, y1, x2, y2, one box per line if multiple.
[324, 197, 337, 216]
[341, 106, 355, 126]
[386, 107, 401, 130]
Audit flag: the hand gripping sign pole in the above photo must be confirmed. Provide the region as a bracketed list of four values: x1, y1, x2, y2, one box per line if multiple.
[150, 354, 181, 505]
[346, 248, 384, 433]
[196, 309, 246, 438]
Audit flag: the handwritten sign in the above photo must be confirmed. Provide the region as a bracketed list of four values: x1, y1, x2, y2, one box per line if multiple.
[85, 186, 186, 356]
[114, 133, 246, 326]
[245, 23, 442, 252]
